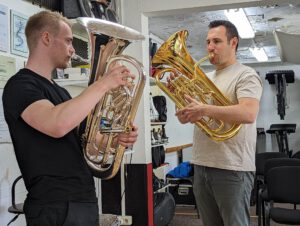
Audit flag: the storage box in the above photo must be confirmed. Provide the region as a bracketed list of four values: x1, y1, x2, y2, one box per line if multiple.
[166, 177, 196, 206]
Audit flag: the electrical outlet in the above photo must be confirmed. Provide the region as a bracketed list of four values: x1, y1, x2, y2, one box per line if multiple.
[117, 215, 132, 225]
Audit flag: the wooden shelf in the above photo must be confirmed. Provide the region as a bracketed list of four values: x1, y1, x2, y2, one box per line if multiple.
[165, 143, 193, 153]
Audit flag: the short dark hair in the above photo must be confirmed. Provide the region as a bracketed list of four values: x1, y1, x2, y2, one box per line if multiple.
[208, 20, 239, 51]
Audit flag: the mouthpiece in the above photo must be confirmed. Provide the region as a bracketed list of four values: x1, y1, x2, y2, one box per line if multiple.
[208, 52, 214, 60]
[71, 54, 89, 65]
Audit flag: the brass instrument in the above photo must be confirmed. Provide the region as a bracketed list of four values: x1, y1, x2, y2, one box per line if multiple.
[75, 17, 146, 179]
[152, 30, 241, 141]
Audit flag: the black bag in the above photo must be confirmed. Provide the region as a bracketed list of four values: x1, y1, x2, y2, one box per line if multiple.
[154, 192, 175, 226]
[90, 1, 118, 22]
[31, 0, 60, 11]
[153, 96, 167, 122]
[153, 173, 165, 192]
[149, 39, 158, 59]
[61, 0, 92, 19]
[152, 146, 165, 169]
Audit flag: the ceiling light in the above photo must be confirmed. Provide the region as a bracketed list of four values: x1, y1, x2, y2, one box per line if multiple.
[249, 47, 268, 62]
[224, 9, 255, 39]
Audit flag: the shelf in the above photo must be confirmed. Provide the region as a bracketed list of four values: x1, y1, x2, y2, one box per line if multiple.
[124, 148, 135, 155]
[150, 76, 167, 86]
[165, 143, 193, 153]
[54, 78, 88, 87]
[154, 184, 171, 194]
[151, 122, 167, 125]
[151, 142, 168, 147]
[156, 163, 169, 169]
[102, 148, 135, 161]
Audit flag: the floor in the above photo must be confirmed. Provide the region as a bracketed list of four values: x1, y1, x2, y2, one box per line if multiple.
[169, 205, 300, 226]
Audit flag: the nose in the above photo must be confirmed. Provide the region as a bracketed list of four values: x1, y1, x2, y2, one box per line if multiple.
[70, 45, 75, 55]
[207, 42, 215, 52]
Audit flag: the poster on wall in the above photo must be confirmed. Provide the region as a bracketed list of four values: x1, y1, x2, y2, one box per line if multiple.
[0, 89, 12, 144]
[0, 55, 15, 143]
[0, 55, 16, 88]
[10, 10, 29, 57]
[0, 4, 9, 52]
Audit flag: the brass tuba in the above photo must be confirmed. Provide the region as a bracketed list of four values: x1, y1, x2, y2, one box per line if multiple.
[75, 17, 146, 179]
[152, 30, 241, 141]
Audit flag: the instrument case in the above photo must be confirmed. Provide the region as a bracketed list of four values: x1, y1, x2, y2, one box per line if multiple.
[166, 177, 196, 206]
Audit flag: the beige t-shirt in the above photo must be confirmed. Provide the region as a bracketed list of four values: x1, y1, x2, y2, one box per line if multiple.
[191, 62, 263, 171]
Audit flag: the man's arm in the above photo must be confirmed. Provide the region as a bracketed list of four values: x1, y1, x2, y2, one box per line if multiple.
[176, 96, 259, 124]
[21, 65, 133, 138]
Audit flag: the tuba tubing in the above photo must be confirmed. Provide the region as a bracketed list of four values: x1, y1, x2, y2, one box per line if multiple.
[75, 17, 146, 179]
[152, 30, 241, 141]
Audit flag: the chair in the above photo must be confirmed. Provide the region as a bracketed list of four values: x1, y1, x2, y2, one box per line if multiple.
[292, 151, 300, 159]
[255, 152, 288, 216]
[266, 124, 296, 157]
[7, 175, 24, 226]
[265, 166, 300, 225]
[258, 158, 300, 226]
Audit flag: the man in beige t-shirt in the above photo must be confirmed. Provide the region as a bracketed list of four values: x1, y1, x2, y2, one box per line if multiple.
[176, 20, 262, 226]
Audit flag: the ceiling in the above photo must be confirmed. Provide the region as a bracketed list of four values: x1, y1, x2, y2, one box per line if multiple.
[148, 3, 300, 65]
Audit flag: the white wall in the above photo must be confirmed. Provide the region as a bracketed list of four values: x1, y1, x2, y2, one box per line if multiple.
[255, 63, 300, 154]
[122, 0, 155, 165]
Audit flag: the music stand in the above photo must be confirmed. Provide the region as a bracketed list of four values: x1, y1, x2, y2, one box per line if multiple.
[265, 70, 294, 120]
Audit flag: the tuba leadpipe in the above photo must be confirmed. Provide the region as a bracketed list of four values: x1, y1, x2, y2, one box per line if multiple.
[75, 17, 146, 179]
[152, 30, 241, 141]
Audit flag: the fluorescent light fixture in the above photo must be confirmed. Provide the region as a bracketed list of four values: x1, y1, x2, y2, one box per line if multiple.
[249, 47, 268, 62]
[224, 9, 255, 39]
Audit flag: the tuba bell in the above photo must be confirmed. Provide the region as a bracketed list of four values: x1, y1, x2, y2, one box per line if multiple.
[75, 17, 146, 179]
[152, 30, 241, 141]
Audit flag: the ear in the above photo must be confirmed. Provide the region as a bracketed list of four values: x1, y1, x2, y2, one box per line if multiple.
[41, 31, 51, 46]
[231, 37, 238, 50]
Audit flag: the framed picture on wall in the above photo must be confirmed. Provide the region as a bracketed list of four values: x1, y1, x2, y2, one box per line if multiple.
[10, 10, 28, 57]
[0, 4, 9, 53]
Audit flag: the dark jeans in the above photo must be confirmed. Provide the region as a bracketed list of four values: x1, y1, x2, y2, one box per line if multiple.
[24, 199, 99, 226]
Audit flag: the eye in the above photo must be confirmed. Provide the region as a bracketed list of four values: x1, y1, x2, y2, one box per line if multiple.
[66, 38, 73, 44]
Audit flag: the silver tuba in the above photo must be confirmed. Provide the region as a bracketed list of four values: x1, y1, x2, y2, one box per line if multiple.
[75, 17, 146, 179]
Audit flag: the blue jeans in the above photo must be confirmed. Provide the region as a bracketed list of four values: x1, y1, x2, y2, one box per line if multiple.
[193, 165, 254, 226]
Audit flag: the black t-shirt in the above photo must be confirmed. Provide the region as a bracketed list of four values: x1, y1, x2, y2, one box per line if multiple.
[2, 68, 96, 203]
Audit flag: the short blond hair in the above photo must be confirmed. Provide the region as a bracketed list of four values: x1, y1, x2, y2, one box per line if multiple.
[25, 11, 71, 51]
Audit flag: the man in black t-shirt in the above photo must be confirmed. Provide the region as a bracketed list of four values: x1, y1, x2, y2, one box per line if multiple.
[2, 11, 138, 226]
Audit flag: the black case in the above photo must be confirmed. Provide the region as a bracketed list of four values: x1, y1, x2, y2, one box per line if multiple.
[61, 0, 92, 19]
[154, 192, 175, 226]
[167, 177, 196, 206]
